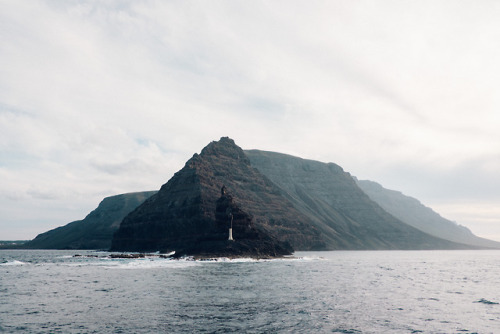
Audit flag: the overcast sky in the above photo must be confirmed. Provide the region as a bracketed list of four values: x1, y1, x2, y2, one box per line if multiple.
[1, 0, 499, 241]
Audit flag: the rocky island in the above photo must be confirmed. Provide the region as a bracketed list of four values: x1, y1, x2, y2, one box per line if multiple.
[110, 137, 321, 258]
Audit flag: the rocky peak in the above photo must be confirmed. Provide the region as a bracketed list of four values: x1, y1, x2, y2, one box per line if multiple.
[200, 136, 250, 164]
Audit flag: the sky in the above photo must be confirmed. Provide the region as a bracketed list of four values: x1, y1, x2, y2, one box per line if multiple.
[1, 0, 500, 242]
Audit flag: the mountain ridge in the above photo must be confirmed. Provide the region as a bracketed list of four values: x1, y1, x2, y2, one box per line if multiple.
[19, 138, 497, 252]
[24, 191, 156, 250]
[356, 179, 500, 249]
[244, 149, 472, 250]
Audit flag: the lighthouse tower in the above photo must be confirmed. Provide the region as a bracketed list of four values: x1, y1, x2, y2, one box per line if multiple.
[228, 213, 234, 241]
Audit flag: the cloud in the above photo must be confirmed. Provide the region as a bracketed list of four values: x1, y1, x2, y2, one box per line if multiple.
[1, 1, 500, 240]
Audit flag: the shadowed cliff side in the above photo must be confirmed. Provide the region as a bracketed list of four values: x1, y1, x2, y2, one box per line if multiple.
[171, 187, 293, 258]
[111, 137, 323, 254]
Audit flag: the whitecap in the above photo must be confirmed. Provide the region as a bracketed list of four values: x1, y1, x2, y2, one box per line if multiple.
[293, 255, 326, 262]
[64, 261, 116, 267]
[106, 258, 200, 269]
[224, 257, 260, 263]
[197, 255, 325, 263]
[0, 260, 28, 266]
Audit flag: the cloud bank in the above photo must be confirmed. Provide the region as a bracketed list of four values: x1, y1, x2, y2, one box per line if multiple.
[1, 1, 499, 240]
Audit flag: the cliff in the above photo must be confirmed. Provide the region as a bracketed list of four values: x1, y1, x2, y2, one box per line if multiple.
[24, 191, 156, 250]
[356, 180, 500, 249]
[245, 149, 471, 250]
[111, 137, 322, 256]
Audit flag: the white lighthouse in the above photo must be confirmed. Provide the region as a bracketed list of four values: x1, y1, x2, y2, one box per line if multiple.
[228, 213, 234, 241]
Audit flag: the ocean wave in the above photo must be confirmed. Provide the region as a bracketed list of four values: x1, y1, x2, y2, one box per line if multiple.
[104, 255, 298, 268]
[293, 255, 327, 262]
[105, 258, 201, 269]
[0, 260, 28, 266]
[193, 255, 326, 263]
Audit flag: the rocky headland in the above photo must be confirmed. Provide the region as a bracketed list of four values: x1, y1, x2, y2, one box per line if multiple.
[22, 137, 498, 256]
[111, 137, 321, 257]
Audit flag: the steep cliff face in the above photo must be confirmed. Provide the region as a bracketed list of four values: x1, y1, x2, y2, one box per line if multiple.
[111, 137, 323, 254]
[172, 189, 293, 258]
[245, 149, 470, 250]
[25, 191, 156, 250]
[356, 180, 500, 249]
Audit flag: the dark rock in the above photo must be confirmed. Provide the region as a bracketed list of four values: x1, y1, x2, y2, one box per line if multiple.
[475, 298, 499, 305]
[73, 254, 99, 258]
[111, 137, 322, 256]
[173, 187, 293, 258]
[173, 239, 292, 259]
[109, 253, 146, 259]
[214, 188, 255, 238]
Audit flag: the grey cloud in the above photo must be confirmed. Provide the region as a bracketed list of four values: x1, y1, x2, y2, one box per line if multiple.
[0, 1, 499, 239]
[371, 156, 500, 203]
[90, 158, 160, 176]
[26, 188, 60, 200]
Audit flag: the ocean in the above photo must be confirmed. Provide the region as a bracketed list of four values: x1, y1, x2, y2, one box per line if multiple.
[1, 250, 499, 333]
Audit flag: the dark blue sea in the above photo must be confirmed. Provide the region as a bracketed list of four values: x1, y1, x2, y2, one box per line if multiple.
[1, 250, 500, 333]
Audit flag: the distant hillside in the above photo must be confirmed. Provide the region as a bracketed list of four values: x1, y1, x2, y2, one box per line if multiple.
[24, 191, 157, 250]
[356, 180, 500, 249]
[245, 149, 469, 250]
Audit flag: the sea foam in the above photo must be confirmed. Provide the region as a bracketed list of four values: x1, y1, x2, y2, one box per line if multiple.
[0, 260, 28, 266]
[106, 258, 200, 270]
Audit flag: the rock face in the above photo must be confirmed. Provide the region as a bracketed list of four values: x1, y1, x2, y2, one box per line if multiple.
[111, 137, 321, 255]
[171, 187, 293, 258]
[25, 191, 156, 250]
[214, 186, 256, 238]
[356, 180, 500, 249]
[245, 149, 471, 250]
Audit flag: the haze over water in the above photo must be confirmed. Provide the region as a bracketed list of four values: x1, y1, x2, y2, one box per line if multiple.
[1, 250, 499, 333]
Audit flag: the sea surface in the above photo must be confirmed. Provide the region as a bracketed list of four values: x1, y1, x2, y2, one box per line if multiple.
[1, 250, 500, 333]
